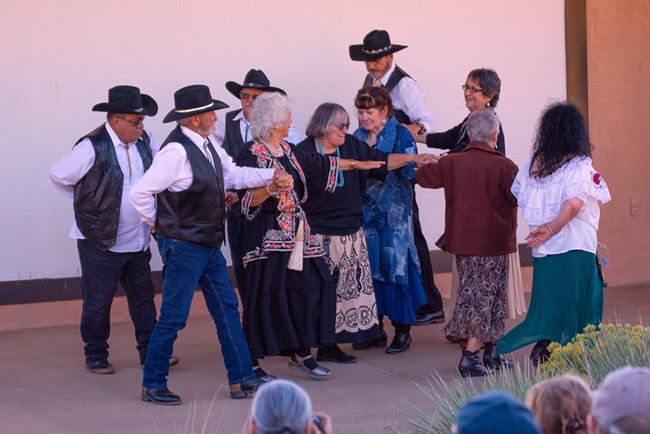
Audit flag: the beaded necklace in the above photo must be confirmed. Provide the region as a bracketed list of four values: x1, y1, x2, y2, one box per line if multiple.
[316, 138, 344, 187]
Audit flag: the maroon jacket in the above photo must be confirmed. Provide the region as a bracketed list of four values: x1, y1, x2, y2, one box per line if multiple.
[416, 141, 518, 256]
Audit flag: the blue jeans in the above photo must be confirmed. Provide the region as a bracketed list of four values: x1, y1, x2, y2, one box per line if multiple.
[77, 239, 156, 363]
[142, 236, 254, 388]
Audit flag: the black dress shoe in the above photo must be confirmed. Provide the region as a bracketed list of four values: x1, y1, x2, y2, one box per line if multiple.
[458, 349, 489, 377]
[352, 329, 387, 350]
[530, 340, 552, 368]
[230, 377, 265, 399]
[385, 331, 411, 354]
[141, 387, 182, 405]
[253, 365, 278, 382]
[316, 345, 358, 364]
[86, 359, 115, 375]
[413, 308, 445, 326]
[483, 343, 514, 370]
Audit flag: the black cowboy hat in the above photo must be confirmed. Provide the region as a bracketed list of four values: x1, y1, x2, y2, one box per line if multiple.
[162, 85, 229, 123]
[349, 29, 408, 62]
[92, 85, 158, 116]
[225, 69, 286, 99]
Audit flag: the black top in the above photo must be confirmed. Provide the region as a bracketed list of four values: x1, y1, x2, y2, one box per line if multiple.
[425, 115, 506, 155]
[297, 134, 388, 235]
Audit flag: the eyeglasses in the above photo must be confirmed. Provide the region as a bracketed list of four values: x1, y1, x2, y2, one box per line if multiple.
[115, 115, 144, 127]
[240, 92, 258, 101]
[329, 121, 350, 132]
[461, 84, 483, 94]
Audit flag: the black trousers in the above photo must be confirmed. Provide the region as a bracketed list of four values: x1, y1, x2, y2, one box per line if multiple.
[77, 239, 157, 363]
[225, 207, 246, 299]
[412, 193, 444, 312]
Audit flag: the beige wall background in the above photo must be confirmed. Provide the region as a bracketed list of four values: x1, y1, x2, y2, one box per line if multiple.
[586, 0, 650, 285]
[1, 1, 568, 282]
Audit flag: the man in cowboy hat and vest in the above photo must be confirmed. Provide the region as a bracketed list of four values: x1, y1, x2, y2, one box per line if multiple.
[210, 68, 301, 327]
[349, 29, 445, 326]
[130, 84, 292, 405]
[50, 85, 178, 375]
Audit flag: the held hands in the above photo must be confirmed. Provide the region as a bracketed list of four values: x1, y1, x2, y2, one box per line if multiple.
[224, 191, 239, 206]
[525, 224, 553, 248]
[272, 169, 294, 191]
[414, 153, 439, 167]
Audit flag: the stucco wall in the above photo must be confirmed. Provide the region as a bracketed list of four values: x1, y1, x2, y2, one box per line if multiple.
[0, 0, 566, 282]
[586, 1, 650, 285]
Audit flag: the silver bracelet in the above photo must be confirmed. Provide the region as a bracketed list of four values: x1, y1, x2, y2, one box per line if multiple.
[265, 183, 275, 196]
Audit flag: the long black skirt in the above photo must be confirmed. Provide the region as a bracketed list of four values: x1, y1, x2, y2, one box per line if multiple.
[242, 251, 336, 359]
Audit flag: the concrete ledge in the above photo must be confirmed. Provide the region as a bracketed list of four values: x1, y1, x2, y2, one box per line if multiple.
[0, 246, 532, 306]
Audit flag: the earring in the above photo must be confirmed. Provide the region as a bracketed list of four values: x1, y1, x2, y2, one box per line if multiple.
[486, 101, 491, 107]
[381, 119, 387, 126]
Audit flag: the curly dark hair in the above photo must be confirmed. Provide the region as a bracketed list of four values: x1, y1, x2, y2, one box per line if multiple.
[530, 102, 592, 178]
[354, 86, 395, 118]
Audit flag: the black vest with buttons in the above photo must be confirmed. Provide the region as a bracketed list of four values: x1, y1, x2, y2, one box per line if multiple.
[155, 126, 226, 247]
[73, 125, 152, 251]
[363, 65, 412, 125]
[222, 109, 249, 161]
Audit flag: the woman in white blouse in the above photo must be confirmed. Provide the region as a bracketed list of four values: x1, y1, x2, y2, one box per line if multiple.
[497, 102, 611, 366]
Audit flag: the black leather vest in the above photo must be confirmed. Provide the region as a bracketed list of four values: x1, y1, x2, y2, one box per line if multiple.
[73, 125, 152, 251]
[363, 65, 412, 124]
[155, 126, 226, 247]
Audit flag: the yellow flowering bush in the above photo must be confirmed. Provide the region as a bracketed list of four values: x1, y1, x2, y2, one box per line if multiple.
[539, 323, 650, 386]
[400, 323, 650, 433]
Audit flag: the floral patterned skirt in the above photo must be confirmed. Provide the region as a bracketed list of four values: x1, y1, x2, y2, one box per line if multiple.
[317, 229, 381, 344]
[443, 255, 509, 343]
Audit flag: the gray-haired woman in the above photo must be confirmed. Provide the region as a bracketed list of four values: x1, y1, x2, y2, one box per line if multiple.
[249, 379, 332, 434]
[237, 93, 383, 379]
[297, 103, 432, 364]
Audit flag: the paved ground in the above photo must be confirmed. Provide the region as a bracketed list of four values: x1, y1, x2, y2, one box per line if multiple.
[0, 283, 648, 434]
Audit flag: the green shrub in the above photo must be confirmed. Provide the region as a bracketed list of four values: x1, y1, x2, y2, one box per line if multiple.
[399, 323, 650, 434]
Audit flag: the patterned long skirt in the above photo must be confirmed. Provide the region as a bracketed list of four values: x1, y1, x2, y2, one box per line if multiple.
[443, 255, 509, 343]
[317, 229, 381, 344]
[450, 249, 525, 320]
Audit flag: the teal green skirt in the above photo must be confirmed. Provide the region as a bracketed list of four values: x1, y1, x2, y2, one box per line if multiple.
[497, 250, 603, 354]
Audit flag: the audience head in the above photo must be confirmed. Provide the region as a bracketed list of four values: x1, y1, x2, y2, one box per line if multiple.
[531, 101, 592, 178]
[250, 380, 314, 434]
[454, 391, 541, 434]
[526, 374, 591, 434]
[249, 92, 292, 141]
[588, 366, 650, 434]
[466, 108, 501, 147]
[465, 68, 501, 109]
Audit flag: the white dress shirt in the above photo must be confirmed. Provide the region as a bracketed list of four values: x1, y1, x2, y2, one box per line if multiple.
[49, 123, 160, 253]
[212, 109, 304, 147]
[378, 62, 436, 132]
[129, 126, 275, 228]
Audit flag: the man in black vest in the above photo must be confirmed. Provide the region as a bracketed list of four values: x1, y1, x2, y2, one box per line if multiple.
[210, 69, 300, 297]
[349, 30, 445, 326]
[130, 85, 292, 405]
[49, 86, 178, 375]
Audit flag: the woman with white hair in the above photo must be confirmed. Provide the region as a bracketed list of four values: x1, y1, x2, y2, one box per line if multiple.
[237, 92, 383, 379]
[249, 379, 332, 434]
